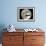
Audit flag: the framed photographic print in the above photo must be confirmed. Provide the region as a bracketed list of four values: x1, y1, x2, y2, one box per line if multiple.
[17, 7, 35, 22]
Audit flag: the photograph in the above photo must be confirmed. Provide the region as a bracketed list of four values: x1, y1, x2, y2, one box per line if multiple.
[17, 7, 35, 22]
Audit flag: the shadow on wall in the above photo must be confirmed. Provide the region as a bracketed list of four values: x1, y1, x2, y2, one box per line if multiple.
[0, 24, 7, 43]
